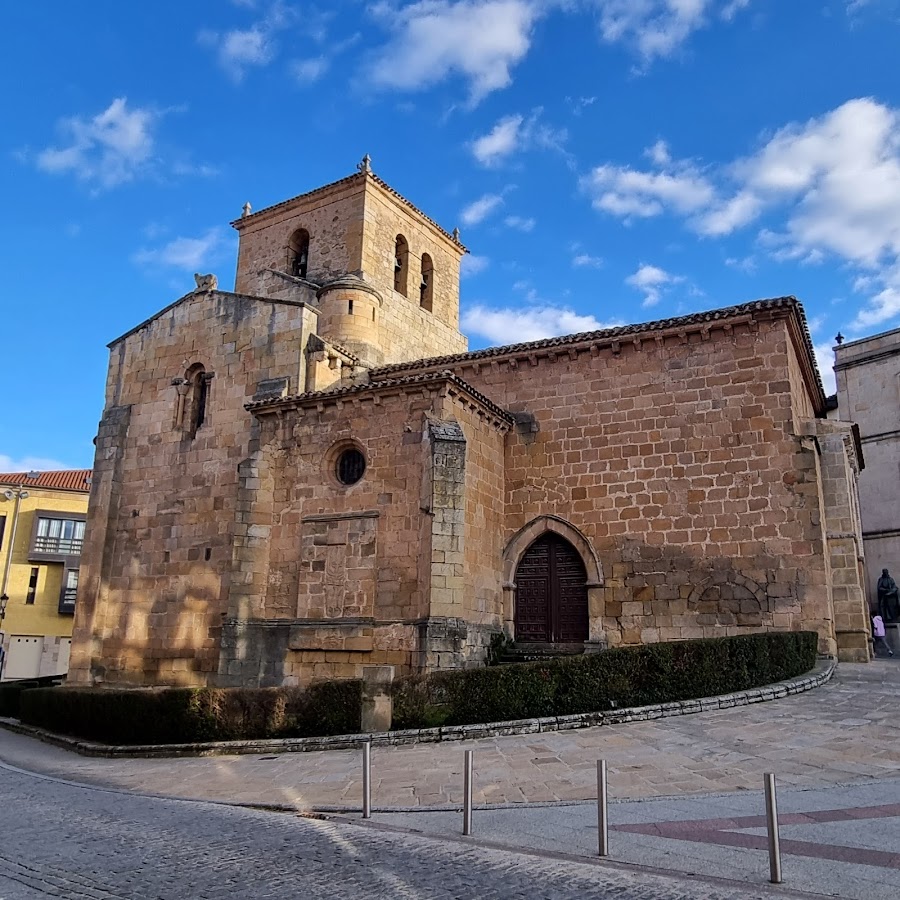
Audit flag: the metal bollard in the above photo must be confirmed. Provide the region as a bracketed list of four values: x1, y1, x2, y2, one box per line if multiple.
[597, 759, 609, 857]
[463, 749, 474, 835]
[362, 742, 372, 819]
[764, 772, 782, 884]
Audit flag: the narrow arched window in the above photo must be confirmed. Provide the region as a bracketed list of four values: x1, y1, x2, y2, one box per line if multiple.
[288, 228, 310, 279]
[184, 363, 210, 437]
[420, 253, 434, 311]
[394, 234, 409, 296]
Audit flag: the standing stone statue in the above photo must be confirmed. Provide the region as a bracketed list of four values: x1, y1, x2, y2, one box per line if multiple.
[877, 568, 900, 622]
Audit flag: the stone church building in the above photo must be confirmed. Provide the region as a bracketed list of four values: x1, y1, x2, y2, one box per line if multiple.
[69, 160, 871, 688]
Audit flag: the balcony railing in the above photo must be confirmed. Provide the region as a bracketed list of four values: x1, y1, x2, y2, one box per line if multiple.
[33, 534, 84, 556]
[58, 586, 77, 615]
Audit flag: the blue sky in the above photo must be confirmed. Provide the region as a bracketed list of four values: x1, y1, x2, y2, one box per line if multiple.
[2, 0, 899, 471]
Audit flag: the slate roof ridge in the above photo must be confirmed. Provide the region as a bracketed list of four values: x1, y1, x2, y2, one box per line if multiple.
[230, 170, 467, 250]
[370, 296, 813, 378]
[0, 469, 92, 493]
[246, 369, 514, 423]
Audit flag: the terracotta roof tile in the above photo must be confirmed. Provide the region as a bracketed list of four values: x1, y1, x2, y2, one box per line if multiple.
[370, 297, 820, 386]
[0, 469, 92, 493]
[246, 370, 514, 425]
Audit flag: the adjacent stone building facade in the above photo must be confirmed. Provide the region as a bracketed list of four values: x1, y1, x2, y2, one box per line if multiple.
[69, 162, 871, 688]
[834, 327, 900, 611]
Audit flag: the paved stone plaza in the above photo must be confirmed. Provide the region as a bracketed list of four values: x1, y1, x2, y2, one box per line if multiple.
[0, 764, 793, 900]
[3, 663, 900, 810]
[2, 661, 900, 898]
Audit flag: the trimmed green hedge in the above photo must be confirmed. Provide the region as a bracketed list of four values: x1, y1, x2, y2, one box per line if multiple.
[0, 675, 66, 717]
[18, 679, 362, 746]
[392, 632, 818, 730]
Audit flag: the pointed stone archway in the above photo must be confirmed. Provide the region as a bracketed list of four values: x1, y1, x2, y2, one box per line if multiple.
[502, 516, 605, 645]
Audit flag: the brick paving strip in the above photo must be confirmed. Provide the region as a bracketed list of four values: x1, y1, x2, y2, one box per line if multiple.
[615, 803, 900, 870]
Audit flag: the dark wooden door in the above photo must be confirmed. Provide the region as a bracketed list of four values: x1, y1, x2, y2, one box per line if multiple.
[514, 534, 588, 643]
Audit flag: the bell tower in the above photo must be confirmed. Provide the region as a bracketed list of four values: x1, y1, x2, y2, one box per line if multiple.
[315, 275, 383, 368]
[231, 157, 469, 370]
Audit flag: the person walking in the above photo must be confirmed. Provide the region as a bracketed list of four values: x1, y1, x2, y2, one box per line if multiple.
[872, 614, 894, 657]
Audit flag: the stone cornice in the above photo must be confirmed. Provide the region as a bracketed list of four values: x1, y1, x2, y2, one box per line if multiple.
[316, 274, 384, 306]
[366, 297, 826, 414]
[246, 370, 514, 431]
[231, 169, 467, 253]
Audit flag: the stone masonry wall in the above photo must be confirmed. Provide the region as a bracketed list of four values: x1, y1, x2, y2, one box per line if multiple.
[234, 180, 366, 295]
[835, 327, 900, 609]
[234, 174, 468, 368]
[223, 388, 437, 685]
[69, 291, 318, 686]
[809, 419, 869, 661]
[218, 378, 510, 685]
[361, 184, 468, 365]
[361, 185, 462, 326]
[451, 401, 507, 636]
[384, 313, 837, 655]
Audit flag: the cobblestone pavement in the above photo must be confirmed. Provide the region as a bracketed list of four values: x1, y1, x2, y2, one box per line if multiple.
[0, 765, 792, 900]
[1, 662, 899, 812]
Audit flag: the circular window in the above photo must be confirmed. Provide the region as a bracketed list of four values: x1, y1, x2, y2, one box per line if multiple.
[336, 447, 366, 485]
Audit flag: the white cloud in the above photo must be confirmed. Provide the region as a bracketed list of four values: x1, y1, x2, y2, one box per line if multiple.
[366, 0, 540, 104]
[171, 159, 219, 178]
[471, 115, 524, 165]
[0, 455, 79, 474]
[35, 98, 157, 189]
[505, 215, 536, 231]
[461, 303, 621, 344]
[573, 253, 604, 269]
[853, 267, 900, 330]
[626, 263, 684, 306]
[470, 107, 568, 166]
[567, 95, 597, 116]
[644, 139, 671, 166]
[199, 2, 293, 81]
[132, 229, 224, 271]
[587, 98, 900, 331]
[461, 254, 490, 277]
[291, 56, 330, 84]
[461, 193, 504, 226]
[734, 99, 900, 262]
[591, 0, 752, 64]
[721, 0, 751, 20]
[813, 342, 837, 395]
[581, 162, 715, 219]
[724, 255, 757, 274]
[698, 190, 762, 236]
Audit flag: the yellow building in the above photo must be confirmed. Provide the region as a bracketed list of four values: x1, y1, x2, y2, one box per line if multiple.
[0, 469, 91, 680]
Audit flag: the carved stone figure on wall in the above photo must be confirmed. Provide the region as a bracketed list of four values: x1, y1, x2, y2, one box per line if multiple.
[877, 569, 900, 623]
[193, 273, 218, 292]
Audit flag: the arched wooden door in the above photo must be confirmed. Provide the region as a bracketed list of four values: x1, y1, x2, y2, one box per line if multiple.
[514, 534, 588, 643]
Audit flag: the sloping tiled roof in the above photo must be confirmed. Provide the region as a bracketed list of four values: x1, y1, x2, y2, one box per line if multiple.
[231, 169, 468, 251]
[0, 470, 92, 493]
[246, 370, 515, 425]
[371, 296, 820, 385]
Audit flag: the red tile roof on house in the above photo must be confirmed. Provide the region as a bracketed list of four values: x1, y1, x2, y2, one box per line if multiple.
[0, 469, 92, 493]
